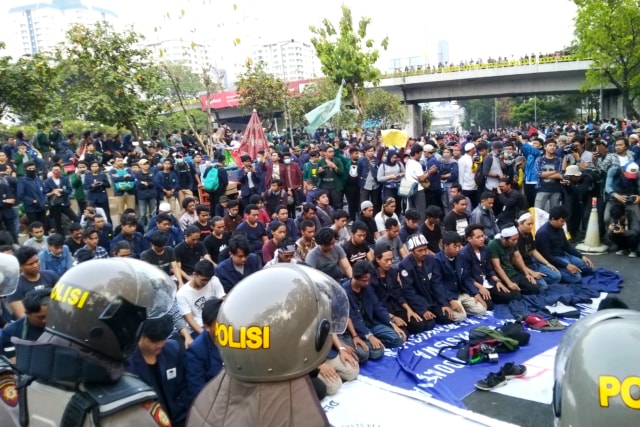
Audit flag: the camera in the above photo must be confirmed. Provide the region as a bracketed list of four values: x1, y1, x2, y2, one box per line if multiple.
[625, 195, 636, 205]
[612, 221, 622, 232]
[480, 344, 499, 363]
[563, 144, 578, 155]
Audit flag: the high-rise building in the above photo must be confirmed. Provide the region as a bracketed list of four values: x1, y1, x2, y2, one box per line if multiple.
[437, 40, 450, 65]
[251, 40, 321, 82]
[7, 0, 117, 56]
[145, 39, 216, 78]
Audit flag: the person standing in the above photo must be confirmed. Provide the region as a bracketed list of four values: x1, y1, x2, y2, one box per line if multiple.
[17, 162, 47, 226]
[43, 164, 79, 235]
[458, 142, 478, 208]
[83, 160, 112, 224]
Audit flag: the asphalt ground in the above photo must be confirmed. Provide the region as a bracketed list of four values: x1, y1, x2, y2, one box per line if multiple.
[462, 252, 640, 426]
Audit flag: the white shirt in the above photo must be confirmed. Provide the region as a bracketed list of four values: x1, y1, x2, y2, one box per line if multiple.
[176, 277, 226, 330]
[405, 159, 425, 191]
[374, 211, 399, 232]
[458, 154, 476, 191]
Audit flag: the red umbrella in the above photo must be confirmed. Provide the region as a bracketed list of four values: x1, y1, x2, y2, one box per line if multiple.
[237, 109, 268, 159]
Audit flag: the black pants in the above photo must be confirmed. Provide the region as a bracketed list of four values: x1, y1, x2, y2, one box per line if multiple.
[95, 201, 112, 225]
[0, 210, 17, 244]
[324, 187, 343, 210]
[26, 211, 47, 228]
[524, 184, 536, 209]
[76, 200, 87, 217]
[426, 189, 443, 211]
[344, 184, 360, 221]
[462, 190, 478, 209]
[360, 188, 382, 214]
[50, 204, 80, 235]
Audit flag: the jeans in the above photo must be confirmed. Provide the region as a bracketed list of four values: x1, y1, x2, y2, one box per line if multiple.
[49, 204, 80, 235]
[138, 198, 157, 226]
[556, 254, 592, 283]
[534, 191, 562, 212]
[341, 334, 384, 363]
[532, 261, 562, 289]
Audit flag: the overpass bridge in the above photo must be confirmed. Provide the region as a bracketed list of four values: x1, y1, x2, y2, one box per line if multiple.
[196, 57, 623, 133]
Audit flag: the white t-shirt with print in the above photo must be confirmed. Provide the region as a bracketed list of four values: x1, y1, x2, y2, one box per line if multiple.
[176, 277, 226, 328]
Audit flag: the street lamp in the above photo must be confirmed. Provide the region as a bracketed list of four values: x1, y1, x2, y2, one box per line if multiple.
[279, 39, 295, 143]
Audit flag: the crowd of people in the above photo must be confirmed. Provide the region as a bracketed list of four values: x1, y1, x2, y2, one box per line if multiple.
[0, 116, 638, 425]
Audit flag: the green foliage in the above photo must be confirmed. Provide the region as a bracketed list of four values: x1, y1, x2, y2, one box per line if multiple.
[573, 0, 640, 119]
[159, 63, 206, 101]
[155, 110, 209, 136]
[459, 99, 496, 130]
[235, 61, 287, 125]
[310, 5, 388, 120]
[0, 42, 58, 121]
[364, 88, 407, 128]
[510, 96, 581, 124]
[421, 106, 434, 131]
[53, 23, 164, 136]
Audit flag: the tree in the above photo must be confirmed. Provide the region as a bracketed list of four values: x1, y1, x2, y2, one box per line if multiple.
[459, 99, 496, 130]
[310, 5, 389, 121]
[510, 95, 581, 125]
[53, 23, 164, 136]
[364, 88, 407, 128]
[421, 106, 434, 131]
[235, 60, 288, 128]
[573, 0, 640, 119]
[0, 43, 58, 121]
[159, 63, 205, 101]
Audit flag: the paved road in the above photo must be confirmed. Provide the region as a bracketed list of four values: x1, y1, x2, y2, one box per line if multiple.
[463, 252, 639, 426]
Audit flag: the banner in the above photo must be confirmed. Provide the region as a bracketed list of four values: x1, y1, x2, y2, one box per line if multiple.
[305, 80, 344, 133]
[359, 313, 567, 408]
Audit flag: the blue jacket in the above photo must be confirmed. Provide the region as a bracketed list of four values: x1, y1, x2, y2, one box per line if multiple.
[521, 142, 542, 183]
[398, 254, 446, 314]
[605, 166, 640, 198]
[37, 246, 73, 277]
[135, 170, 158, 200]
[356, 157, 379, 189]
[215, 253, 262, 293]
[237, 166, 263, 198]
[17, 176, 47, 213]
[369, 265, 406, 314]
[183, 331, 223, 405]
[83, 172, 111, 204]
[441, 161, 458, 185]
[425, 156, 443, 190]
[154, 170, 179, 195]
[434, 251, 473, 301]
[534, 222, 583, 269]
[110, 232, 144, 258]
[342, 279, 390, 337]
[43, 175, 73, 207]
[457, 243, 495, 294]
[125, 339, 189, 425]
[109, 167, 136, 196]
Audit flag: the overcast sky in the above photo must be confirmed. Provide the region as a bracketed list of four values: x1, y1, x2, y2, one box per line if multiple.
[2, 0, 578, 69]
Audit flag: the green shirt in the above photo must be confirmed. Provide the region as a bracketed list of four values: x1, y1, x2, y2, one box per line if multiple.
[36, 130, 50, 152]
[487, 239, 519, 279]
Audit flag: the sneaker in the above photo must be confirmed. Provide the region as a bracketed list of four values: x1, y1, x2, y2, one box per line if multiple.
[474, 372, 507, 391]
[499, 362, 527, 379]
[615, 250, 626, 255]
[629, 251, 638, 258]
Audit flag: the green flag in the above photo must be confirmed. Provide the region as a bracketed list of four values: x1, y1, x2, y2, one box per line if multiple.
[305, 80, 344, 133]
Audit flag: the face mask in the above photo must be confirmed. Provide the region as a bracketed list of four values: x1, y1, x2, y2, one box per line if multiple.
[504, 152, 513, 159]
[176, 158, 184, 164]
[26, 170, 36, 178]
[77, 167, 87, 173]
[52, 170, 61, 178]
[284, 159, 291, 165]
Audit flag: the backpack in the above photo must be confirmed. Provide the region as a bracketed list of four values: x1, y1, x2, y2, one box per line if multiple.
[438, 325, 527, 365]
[474, 155, 487, 189]
[203, 166, 219, 191]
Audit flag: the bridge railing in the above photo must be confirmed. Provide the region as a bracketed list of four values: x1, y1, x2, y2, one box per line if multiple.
[382, 55, 589, 79]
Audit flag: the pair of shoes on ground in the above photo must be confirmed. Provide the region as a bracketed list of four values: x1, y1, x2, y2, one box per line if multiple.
[474, 362, 527, 391]
[615, 249, 637, 257]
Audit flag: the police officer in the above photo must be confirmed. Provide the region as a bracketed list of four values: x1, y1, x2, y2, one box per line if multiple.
[553, 309, 640, 426]
[188, 264, 349, 427]
[6, 258, 176, 427]
[0, 253, 21, 426]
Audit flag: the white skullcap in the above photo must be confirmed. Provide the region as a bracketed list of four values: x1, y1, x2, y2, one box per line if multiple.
[501, 226, 519, 238]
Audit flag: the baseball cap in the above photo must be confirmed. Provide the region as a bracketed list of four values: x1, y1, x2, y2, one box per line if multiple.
[406, 234, 428, 251]
[424, 144, 435, 153]
[623, 162, 639, 179]
[138, 158, 149, 165]
[360, 201, 374, 211]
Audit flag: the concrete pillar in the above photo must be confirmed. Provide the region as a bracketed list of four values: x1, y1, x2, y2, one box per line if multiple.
[601, 93, 624, 119]
[404, 104, 423, 138]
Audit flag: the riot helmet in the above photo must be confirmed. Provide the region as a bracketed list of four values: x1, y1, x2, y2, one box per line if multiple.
[553, 309, 640, 426]
[46, 258, 176, 361]
[0, 253, 19, 297]
[216, 264, 348, 382]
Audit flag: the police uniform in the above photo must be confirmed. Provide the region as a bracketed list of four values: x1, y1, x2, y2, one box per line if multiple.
[4, 259, 176, 427]
[187, 264, 348, 427]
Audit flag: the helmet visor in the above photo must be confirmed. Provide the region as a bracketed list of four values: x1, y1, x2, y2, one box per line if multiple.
[0, 253, 19, 297]
[130, 260, 177, 318]
[314, 273, 349, 335]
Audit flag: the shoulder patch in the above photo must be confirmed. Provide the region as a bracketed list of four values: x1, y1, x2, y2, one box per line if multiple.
[0, 374, 17, 407]
[401, 270, 409, 277]
[143, 401, 171, 427]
